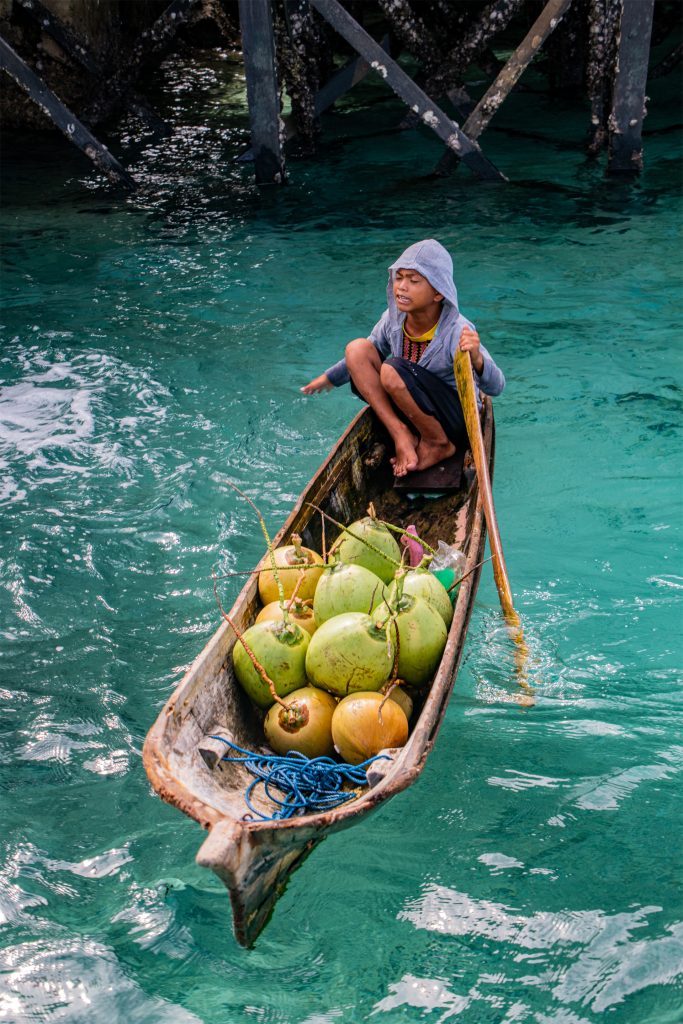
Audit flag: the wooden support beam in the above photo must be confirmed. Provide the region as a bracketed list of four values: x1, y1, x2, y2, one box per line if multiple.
[463, 0, 573, 141]
[0, 35, 134, 188]
[309, 0, 505, 182]
[608, 0, 655, 174]
[238, 0, 286, 184]
[238, 37, 391, 162]
[315, 36, 390, 115]
[435, 0, 571, 176]
[399, 86, 475, 134]
[15, 0, 169, 134]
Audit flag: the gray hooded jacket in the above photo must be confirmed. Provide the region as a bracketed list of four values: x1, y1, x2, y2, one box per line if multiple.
[325, 239, 505, 402]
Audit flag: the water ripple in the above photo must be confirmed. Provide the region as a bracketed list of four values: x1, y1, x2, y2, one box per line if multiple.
[398, 887, 683, 1016]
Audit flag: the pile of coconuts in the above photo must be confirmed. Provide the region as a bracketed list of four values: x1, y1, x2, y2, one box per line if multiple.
[231, 506, 456, 768]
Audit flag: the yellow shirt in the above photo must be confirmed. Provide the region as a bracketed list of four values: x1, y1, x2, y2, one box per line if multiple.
[402, 320, 438, 362]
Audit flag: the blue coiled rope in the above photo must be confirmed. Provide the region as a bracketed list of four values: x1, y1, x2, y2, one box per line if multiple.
[211, 737, 390, 821]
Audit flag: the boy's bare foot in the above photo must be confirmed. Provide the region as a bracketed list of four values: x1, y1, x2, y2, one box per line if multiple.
[416, 437, 455, 471]
[390, 428, 419, 477]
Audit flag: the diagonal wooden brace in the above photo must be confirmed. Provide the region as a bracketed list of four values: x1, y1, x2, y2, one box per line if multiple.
[464, 0, 573, 141]
[0, 35, 135, 188]
[435, 0, 573, 175]
[309, 0, 506, 182]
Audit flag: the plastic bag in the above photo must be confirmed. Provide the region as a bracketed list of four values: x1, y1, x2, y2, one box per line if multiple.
[430, 541, 466, 573]
[430, 541, 466, 604]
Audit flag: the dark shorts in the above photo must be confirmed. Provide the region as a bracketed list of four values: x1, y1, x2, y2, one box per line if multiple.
[351, 356, 467, 446]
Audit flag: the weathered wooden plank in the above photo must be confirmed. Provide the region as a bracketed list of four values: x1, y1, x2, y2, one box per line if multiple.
[464, 0, 573, 141]
[309, 0, 506, 182]
[0, 35, 134, 188]
[238, 0, 286, 184]
[608, 0, 655, 174]
[393, 448, 465, 493]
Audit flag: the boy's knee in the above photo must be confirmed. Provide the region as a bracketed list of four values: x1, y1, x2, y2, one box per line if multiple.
[379, 361, 405, 393]
[345, 337, 371, 361]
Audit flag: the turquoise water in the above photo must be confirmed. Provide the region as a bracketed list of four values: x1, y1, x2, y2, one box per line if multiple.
[1, 52, 682, 1023]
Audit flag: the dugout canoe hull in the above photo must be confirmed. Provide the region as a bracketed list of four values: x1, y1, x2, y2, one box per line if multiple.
[143, 402, 494, 947]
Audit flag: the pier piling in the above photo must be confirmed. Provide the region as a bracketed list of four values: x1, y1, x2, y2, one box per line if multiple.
[608, 0, 656, 174]
[238, 0, 286, 184]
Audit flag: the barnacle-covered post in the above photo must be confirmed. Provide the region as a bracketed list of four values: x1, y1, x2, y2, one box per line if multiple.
[377, 0, 438, 75]
[585, 0, 621, 155]
[238, 0, 286, 183]
[545, 0, 587, 95]
[276, 0, 327, 155]
[607, 0, 655, 174]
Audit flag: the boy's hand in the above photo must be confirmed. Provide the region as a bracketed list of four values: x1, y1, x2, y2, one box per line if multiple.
[459, 327, 485, 375]
[301, 373, 333, 394]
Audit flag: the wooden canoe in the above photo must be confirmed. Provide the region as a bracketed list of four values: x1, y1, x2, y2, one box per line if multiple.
[143, 400, 494, 947]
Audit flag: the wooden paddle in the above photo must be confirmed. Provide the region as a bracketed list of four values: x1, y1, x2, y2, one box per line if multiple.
[454, 348, 533, 699]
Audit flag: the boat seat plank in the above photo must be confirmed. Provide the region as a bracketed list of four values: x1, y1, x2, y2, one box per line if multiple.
[393, 448, 466, 493]
[199, 732, 233, 771]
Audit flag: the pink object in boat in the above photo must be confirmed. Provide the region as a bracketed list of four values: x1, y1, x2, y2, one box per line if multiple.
[401, 525, 423, 567]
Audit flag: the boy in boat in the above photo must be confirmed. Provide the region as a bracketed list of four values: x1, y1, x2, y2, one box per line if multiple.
[301, 238, 505, 477]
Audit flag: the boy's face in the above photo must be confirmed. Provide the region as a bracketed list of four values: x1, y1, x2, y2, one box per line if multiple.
[393, 267, 443, 313]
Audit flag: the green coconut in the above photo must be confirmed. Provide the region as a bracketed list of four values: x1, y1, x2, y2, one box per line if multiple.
[330, 515, 401, 584]
[386, 567, 453, 629]
[313, 561, 386, 626]
[306, 611, 394, 697]
[374, 594, 448, 689]
[232, 620, 309, 710]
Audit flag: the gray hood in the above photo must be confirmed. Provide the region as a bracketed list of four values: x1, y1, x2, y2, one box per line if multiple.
[386, 238, 459, 323]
